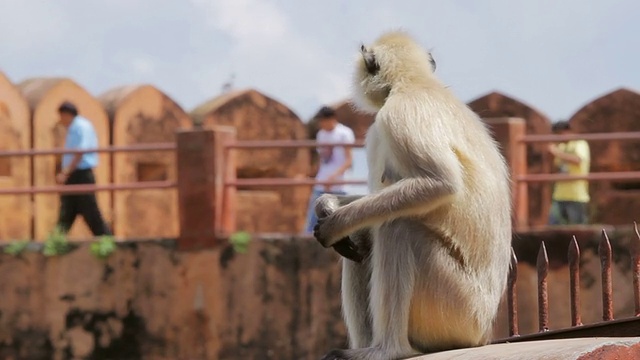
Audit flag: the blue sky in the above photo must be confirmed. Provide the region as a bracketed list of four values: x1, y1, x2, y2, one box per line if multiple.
[2, 0, 639, 194]
[1, 0, 638, 122]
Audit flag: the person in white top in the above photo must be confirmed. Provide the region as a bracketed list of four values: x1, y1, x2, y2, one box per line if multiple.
[305, 106, 356, 233]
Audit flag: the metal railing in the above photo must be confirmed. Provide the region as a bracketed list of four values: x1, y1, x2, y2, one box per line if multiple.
[3, 131, 637, 217]
[221, 134, 640, 341]
[493, 223, 640, 343]
[222, 133, 640, 230]
[517, 131, 640, 184]
[0, 143, 177, 195]
[222, 140, 368, 189]
[514, 131, 640, 229]
[0, 143, 176, 156]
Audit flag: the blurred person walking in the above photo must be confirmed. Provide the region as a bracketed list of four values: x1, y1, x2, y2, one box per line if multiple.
[547, 120, 591, 225]
[54, 101, 112, 236]
[304, 106, 355, 233]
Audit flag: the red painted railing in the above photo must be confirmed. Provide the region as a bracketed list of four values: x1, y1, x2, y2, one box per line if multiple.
[513, 131, 640, 229]
[2, 131, 640, 230]
[492, 224, 640, 343]
[0, 143, 177, 195]
[220, 134, 640, 341]
[222, 139, 367, 187]
[0, 127, 639, 341]
[220, 131, 640, 232]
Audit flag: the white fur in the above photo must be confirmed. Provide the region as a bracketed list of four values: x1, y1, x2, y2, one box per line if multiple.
[313, 30, 512, 360]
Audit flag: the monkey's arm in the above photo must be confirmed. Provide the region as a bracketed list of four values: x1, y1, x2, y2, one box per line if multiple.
[315, 177, 458, 247]
[314, 194, 364, 215]
[314, 105, 463, 247]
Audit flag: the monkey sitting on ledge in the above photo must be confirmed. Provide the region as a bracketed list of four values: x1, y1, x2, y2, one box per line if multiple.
[313, 30, 513, 360]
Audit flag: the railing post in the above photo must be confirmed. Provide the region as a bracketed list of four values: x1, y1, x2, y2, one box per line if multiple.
[175, 128, 219, 250]
[483, 117, 528, 229]
[514, 124, 528, 230]
[212, 126, 237, 238]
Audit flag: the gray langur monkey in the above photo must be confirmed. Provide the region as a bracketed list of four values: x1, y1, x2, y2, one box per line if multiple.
[312, 30, 513, 360]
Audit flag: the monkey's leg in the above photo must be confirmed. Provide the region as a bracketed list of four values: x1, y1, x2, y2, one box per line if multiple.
[321, 221, 420, 360]
[340, 228, 373, 349]
[368, 222, 420, 358]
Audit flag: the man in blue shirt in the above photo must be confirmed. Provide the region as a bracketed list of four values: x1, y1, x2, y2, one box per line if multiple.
[55, 101, 112, 236]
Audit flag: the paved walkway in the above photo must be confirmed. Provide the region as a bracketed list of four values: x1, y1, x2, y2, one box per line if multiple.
[412, 337, 640, 360]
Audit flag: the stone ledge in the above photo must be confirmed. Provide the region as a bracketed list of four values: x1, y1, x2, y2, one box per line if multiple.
[413, 337, 640, 360]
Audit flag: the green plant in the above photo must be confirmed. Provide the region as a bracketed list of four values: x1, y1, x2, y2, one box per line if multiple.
[90, 235, 116, 260]
[43, 226, 70, 257]
[3, 240, 30, 256]
[229, 231, 251, 254]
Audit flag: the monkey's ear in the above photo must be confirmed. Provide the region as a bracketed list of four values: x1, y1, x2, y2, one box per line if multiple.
[360, 45, 380, 75]
[429, 53, 437, 72]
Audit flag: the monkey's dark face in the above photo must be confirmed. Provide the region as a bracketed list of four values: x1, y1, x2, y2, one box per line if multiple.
[360, 45, 380, 75]
[354, 45, 391, 112]
[359, 45, 436, 75]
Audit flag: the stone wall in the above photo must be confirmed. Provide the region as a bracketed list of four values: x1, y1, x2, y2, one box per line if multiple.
[0, 237, 346, 360]
[0, 226, 637, 359]
[568, 88, 640, 226]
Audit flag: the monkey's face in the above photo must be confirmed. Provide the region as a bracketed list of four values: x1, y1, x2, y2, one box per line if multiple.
[352, 31, 437, 114]
[351, 45, 391, 114]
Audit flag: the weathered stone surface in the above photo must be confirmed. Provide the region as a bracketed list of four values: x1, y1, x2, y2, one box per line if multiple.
[99, 84, 192, 239]
[0, 237, 345, 360]
[0, 72, 31, 242]
[413, 337, 640, 360]
[0, 227, 636, 359]
[468, 91, 553, 227]
[568, 88, 640, 225]
[236, 190, 281, 233]
[191, 89, 311, 233]
[191, 89, 308, 180]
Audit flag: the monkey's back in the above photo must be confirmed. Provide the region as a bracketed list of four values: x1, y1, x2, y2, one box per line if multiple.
[424, 103, 512, 350]
[366, 88, 513, 351]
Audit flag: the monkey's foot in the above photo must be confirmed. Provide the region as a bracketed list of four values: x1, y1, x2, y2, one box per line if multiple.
[320, 347, 420, 360]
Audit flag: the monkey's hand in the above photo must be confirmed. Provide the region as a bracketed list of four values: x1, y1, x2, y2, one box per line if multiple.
[314, 194, 365, 263]
[313, 194, 343, 247]
[313, 207, 350, 247]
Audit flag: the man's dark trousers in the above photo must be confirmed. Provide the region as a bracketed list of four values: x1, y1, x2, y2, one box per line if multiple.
[56, 168, 112, 236]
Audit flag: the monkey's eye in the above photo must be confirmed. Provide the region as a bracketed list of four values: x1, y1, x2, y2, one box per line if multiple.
[360, 44, 380, 75]
[361, 51, 380, 75]
[366, 60, 380, 75]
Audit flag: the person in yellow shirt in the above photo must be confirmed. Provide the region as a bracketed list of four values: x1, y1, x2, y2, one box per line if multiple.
[547, 121, 591, 225]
